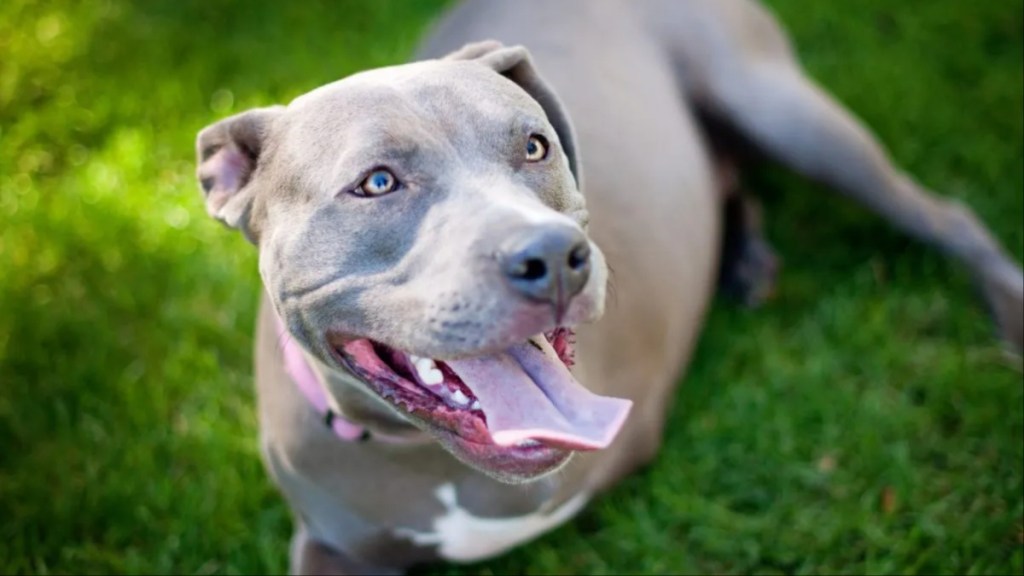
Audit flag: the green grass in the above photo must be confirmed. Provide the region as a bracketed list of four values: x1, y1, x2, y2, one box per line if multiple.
[0, 0, 1021, 574]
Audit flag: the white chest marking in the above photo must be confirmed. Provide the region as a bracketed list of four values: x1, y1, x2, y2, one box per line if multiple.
[395, 483, 589, 562]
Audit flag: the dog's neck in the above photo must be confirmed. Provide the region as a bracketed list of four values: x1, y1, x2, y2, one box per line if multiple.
[274, 313, 430, 445]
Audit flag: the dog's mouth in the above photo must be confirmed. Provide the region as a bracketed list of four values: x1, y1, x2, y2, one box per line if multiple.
[327, 328, 632, 474]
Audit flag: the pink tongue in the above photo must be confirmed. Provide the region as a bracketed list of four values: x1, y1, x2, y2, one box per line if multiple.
[444, 338, 632, 451]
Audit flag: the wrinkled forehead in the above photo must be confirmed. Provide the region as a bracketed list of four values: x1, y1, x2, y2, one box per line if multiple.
[281, 61, 548, 153]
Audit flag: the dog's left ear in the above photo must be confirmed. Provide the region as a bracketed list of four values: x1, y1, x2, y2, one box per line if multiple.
[195, 106, 283, 242]
[446, 41, 581, 186]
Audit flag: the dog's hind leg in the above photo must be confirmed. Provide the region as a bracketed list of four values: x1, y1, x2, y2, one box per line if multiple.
[714, 154, 781, 308]
[645, 0, 1023, 350]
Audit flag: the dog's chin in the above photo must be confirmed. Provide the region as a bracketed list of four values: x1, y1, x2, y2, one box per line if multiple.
[432, 428, 575, 484]
[324, 326, 628, 483]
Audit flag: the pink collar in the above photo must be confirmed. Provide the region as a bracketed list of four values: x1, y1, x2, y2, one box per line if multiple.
[276, 315, 419, 444]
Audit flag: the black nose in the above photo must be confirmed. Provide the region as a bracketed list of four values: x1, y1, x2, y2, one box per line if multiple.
[501, 225, 592, 311]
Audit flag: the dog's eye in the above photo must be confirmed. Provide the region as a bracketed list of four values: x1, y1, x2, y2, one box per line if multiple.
[525, 134, 548, 162]
[355, 168, 399, 197]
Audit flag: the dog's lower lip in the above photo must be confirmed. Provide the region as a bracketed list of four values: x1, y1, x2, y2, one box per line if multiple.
[326, 328, 578, 454]
[330, 346, 561, 465]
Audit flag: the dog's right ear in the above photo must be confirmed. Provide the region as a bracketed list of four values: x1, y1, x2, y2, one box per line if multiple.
[195, 106, 283, 240]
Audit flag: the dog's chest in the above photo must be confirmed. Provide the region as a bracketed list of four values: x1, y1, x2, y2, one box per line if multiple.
[394, 482, 589, 562]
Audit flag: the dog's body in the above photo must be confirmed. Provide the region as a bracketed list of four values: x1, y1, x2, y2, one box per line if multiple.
[194, 1, 1024, 573]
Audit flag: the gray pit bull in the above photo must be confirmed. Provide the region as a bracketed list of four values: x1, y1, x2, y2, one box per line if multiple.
[193, 1, 1024, 573]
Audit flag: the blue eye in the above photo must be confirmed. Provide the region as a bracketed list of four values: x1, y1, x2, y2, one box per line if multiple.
[525, 134, 548, 162]
[356, 168, 399, 197]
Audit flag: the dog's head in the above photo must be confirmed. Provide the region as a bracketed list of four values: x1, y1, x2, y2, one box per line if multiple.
[194, 42, 630, 483]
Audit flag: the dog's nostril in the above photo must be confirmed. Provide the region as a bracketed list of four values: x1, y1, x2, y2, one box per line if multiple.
[513, 258, 548, 281]
[501, 225, 591, 307]
[567, 243, 590, 271]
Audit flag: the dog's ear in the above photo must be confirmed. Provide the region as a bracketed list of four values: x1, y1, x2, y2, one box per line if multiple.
[446, 41, 581, 186]
[195, 106, 283, 241]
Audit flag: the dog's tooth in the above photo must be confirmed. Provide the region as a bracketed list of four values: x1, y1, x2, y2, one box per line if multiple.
[450, 389, 470, 406]
[413, 357, 444, 385]
[527, 334, 546, 351]
[470, 400, 481, 411]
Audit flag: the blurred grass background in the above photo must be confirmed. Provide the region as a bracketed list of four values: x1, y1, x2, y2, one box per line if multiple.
[0, 0, 1021, 574]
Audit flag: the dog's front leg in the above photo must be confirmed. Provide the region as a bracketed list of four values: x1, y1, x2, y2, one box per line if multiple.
[290, 526, 402, 576]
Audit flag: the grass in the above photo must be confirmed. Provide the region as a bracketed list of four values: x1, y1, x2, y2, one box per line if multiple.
[0, 0, 1021, 574]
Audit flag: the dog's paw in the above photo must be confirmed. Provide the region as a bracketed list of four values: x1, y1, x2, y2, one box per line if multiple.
[719, 235, 781, 309]
[980, 260, 1024, 354]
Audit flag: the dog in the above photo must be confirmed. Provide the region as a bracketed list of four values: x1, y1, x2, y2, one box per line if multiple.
[193, 0, 1024, 573]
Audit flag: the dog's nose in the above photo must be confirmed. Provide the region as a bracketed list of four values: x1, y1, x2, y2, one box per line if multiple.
[501, 225, 592, 312]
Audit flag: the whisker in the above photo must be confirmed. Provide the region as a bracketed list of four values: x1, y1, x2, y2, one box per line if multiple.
[605, 263, 619, 308]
